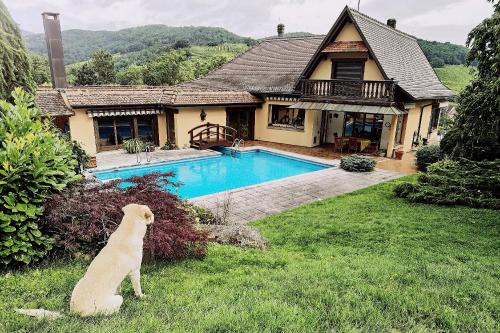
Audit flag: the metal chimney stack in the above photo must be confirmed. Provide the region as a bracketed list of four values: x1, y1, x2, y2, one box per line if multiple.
[42, 12, 67, 88]
[277, 23, 285, 38]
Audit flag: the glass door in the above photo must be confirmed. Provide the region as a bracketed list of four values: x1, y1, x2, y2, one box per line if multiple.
[226, 108, 255, 140]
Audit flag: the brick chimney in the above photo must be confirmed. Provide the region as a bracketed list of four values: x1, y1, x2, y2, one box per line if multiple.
[42, 12, 67, 88]
[277, 23, 285, 37]
[387, 18, 397, 29]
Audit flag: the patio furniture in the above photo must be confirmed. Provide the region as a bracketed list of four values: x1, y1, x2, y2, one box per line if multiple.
[334, 137, 346, 153]
[364, 141, 379, 154]
[348, 137, 359, 153]
[358, 139, 371, 152]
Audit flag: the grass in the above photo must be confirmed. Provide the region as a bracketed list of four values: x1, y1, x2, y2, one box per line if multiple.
[1, 176, 499, 332]
[434, 65, 475, 94]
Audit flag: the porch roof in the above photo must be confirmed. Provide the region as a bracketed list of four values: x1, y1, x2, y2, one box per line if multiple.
[287, 102, 406, 115]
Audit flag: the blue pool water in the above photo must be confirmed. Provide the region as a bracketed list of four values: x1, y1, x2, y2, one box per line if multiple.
[92, 149, 330, 199]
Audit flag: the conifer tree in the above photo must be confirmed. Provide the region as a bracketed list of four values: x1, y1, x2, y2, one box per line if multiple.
[0, 1, 35, 100]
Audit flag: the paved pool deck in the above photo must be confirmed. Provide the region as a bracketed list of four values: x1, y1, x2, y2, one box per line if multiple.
[189, 146, 402, 225]
[94, 148, 220, 170]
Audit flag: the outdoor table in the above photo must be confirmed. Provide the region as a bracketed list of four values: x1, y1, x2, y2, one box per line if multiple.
[358, 139, 371, 152]
[338, 137, 371, 152]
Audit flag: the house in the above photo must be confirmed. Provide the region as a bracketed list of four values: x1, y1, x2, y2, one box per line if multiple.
[37, 7, 452, 166]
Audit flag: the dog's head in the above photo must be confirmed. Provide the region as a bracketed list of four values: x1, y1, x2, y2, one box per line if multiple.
[122, 204, 154, 225]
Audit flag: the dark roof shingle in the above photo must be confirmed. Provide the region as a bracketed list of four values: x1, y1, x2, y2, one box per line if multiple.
[36, 88, 73, 116]
[188, 36, 325, 93]
[349, 8, 453, 99]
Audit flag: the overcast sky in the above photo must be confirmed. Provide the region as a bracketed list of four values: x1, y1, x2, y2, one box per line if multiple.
[4, 0, 495, 45]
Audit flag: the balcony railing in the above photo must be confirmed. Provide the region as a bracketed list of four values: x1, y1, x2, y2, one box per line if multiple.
[299, 79, 396, 104]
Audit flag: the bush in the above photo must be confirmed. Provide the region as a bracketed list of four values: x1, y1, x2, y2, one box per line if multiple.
[123, 138, 145, 153]
[340, 155, 376, 172]
[0, 89, 78, 266]
[64, 135, 90, 173]
[161, 139, 178, 151]
[182, 203, 222, 225]
[416, 145, 442, 171]
[41, 173, 208, 261]
[394, 159, 500, 209]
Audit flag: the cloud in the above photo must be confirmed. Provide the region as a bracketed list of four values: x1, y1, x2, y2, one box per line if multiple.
[4, 0, 494, 44]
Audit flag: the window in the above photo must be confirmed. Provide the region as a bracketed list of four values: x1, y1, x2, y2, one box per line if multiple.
[333, 61, 364, 80]
[115, 118, 133, 144]
[268, 105, 305, 130]
[343, 112, 383, 141]
[96, 115, 157, 151]
[429, 106, 441, 132]
[137, 116, 154, 142]
[98, 118, 117, 146]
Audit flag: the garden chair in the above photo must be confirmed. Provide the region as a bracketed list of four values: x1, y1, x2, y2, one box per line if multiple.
[348, 137, 359, 153]
[334, 137, 345, 153]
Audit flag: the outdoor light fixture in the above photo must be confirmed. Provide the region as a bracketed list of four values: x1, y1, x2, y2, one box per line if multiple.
[200, 109, 206, 121]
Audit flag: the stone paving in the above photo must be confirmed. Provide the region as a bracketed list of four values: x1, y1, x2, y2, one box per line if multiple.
[189, 146, 402, 224]
[245, 140, 417, 175]
[93, 148, 220, 170]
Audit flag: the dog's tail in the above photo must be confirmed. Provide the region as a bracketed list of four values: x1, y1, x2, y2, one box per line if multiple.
[16, 308, 63, 320]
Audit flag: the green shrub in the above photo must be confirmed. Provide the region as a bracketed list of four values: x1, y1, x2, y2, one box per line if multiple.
[161, 139, 178, 150]
[64, 135, 89, 173]
[416, 145, 442, 171]
[394, 159, 500, 209]
[340, 155, 376, 172]
[0, 89, 78, 266]
[123, 138, 145, 153]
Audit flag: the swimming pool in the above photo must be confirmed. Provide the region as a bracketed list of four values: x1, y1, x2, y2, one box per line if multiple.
[92, 149, 331, 199]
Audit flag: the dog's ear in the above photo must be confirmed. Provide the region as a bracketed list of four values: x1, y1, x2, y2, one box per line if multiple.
[142, 206, 154, 224]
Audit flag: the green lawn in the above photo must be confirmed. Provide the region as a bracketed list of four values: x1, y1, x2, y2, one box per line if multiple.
[434, 65, 475, 94]
[1, 177, 498, 332]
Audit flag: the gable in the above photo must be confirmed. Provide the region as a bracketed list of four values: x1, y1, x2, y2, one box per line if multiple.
[307, 19, 384, 82]
[298, 6, 453, 100]
[334, 22, 363, 42]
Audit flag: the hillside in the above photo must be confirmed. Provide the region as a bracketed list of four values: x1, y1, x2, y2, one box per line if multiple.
[24, 25, 254, 64]
[417, 39, 469, 68]
[434, 65, 475, 94]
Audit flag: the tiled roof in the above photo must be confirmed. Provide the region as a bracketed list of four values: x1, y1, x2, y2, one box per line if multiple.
[36, 88, 73, 116]
[348, 8, 453, 99]
[64, 86, 166, 107]
[171, 86, 262, 105]
[36, 85, 261, 115]
[322, 41, 368, 53]
[188, 36, 325, 93]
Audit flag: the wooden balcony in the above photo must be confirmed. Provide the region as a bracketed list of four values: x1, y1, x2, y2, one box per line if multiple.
[299, 79, 396, 105]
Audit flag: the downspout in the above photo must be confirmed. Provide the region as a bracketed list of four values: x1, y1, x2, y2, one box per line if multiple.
[414, 101, 434, 148]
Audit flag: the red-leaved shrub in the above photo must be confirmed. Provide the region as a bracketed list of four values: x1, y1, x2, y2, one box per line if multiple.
[40, 173, 207, 261]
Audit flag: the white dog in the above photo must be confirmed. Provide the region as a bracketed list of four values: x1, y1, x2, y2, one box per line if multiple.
[70, 203, 154, 317]
[17, 203, 154, 319]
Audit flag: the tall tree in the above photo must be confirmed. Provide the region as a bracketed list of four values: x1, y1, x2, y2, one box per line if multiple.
[117, 64, 144, 85]
[441, 0, 500, 160]
[91, 50, 116, 84]
[29, 53, 50, 86]
[74, 63, 98, 86]
[0, 1, 35, 99]
[143, 51, 187, 86]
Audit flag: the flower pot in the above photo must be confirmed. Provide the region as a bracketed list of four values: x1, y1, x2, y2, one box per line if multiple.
[394, 150, 404, 160]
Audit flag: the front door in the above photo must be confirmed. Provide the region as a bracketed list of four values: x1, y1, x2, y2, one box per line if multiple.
[226, 107, 255, 140]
